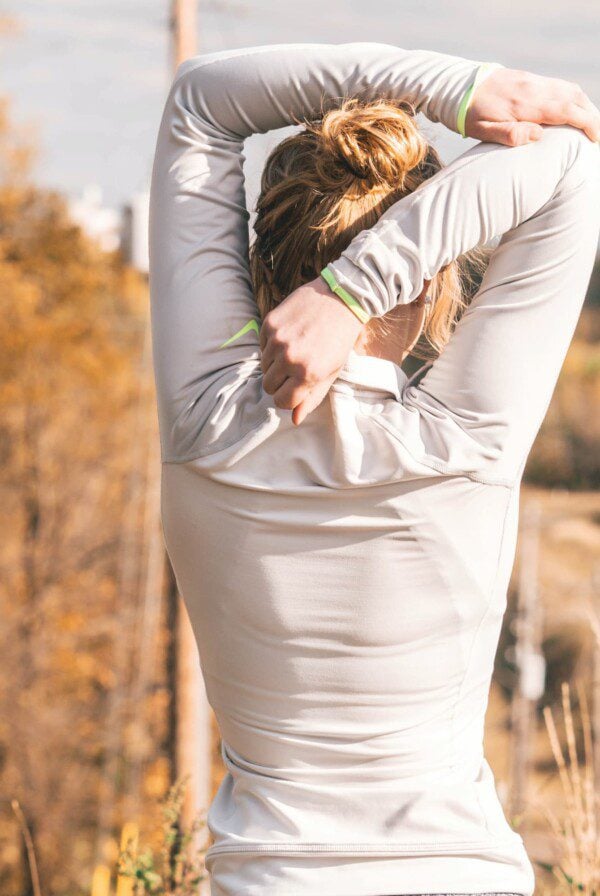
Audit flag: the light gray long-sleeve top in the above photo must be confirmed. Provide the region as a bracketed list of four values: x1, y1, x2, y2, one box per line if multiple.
[149, 42, 600, 896]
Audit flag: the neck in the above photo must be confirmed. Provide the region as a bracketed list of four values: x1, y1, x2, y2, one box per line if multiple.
[353, 334, 410, 366]
[353, 298, 428, 366]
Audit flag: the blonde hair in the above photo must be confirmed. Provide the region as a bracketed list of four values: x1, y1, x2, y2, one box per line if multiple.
[250, 96, 486, 360]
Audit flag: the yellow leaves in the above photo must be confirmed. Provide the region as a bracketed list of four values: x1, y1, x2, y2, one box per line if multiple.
[58, 609, 86, 633]
[54, 646, 98, 679]
[0, 141, 147, 409]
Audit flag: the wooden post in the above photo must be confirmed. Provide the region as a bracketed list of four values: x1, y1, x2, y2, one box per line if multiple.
[509, 499, 545, 821]
[171, 0, 198, 71]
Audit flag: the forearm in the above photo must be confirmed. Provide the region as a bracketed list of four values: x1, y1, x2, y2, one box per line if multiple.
[172, 42, 494, 138]
[325, 125, 597, 319]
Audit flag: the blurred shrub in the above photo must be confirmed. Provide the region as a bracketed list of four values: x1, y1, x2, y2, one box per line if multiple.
[117, 777, 208, 896]
[526, 307, 600, 489]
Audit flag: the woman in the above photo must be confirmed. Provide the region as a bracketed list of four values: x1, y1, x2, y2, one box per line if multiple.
[149, 43, 600, 896]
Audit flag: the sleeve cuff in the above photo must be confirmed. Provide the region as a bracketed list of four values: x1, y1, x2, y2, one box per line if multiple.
[456, 62, 504, 138]
[320, 266, 371, 324]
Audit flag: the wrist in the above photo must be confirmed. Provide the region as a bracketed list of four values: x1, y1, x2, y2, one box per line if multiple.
[319, 266, 370, 325]
[457, 62, 504, 138]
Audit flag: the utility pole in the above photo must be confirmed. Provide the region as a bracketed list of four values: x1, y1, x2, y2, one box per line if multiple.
[167, 0, 212, 844]
[171, 0, 198, 71]
[509, 499, 545, 821]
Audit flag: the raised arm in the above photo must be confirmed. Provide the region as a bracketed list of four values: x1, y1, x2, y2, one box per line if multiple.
[149, 42, 495, 462]
[325, 125, 600, 484]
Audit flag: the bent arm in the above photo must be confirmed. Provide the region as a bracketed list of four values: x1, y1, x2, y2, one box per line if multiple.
[149, 42, 494, 461]
[326, 126, 600, 482]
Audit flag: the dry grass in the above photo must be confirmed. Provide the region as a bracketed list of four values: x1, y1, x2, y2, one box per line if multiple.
[540, 680, 600, 893]
[539, 585, 600, 894]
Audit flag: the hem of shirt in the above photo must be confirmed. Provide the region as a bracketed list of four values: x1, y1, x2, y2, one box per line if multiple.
[206, 837, 523, 862]
[209, 878, 531, 896]
[206, 846, 533, 896]
[210, 890, 528, 896]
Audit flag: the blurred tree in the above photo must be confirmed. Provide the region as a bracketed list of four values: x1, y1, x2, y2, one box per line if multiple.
[525, 306, 600, 489]
[0, 95, 168, 896]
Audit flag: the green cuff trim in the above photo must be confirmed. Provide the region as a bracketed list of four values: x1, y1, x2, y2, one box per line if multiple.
[457, 62, 502, 138]
[456, 80, 477, 139]
[320, 266, 370, 324]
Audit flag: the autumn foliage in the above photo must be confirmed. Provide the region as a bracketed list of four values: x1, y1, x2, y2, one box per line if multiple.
[0, 97, 172, 896]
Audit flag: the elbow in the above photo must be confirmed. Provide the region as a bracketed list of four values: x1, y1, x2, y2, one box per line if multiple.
[170, 54, 214, 108]
[164, 57, 217, 142]
[168, 53, 241, 141]
[546, 124, 600, 187]
[569, 127, 600, 187]
[172, 54, 206, 88]
[534, 125, 600, 216]
[566, 126, 600, 216]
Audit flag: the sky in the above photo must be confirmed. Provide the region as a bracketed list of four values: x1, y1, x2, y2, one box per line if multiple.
[2, 0, 599, 211]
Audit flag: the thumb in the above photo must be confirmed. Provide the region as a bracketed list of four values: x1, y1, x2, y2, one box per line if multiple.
[471, 120, 544, 146]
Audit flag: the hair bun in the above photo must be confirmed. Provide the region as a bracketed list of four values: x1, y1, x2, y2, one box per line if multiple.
[312, 97, 427, 191]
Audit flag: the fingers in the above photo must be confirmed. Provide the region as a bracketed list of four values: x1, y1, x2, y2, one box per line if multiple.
[262, 355, 311, 409]
[272, 376, 311, 412]
[542, 98, 600, 142]
[292, 376, 337, 426]
[263, 355, 339, 421]
[508, 122, 544, 145]
[470, 68, 600, 145]
[259, 323, 277, 373]
[520, 77, 600, 142]
[259, 316, 270, 353]
[568, 83, 600, 142]
[261, 354, 288, 395]
[261, 338, 316, 406]
[472, 120, 544, 146]
[292, 398, 312, 427]
[260, 331, 312, 410]
[263, 365, 336, 424]
[577, 91, 600, 141]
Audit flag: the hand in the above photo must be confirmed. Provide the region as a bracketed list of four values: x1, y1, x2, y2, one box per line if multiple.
[260, 275, 364, 426]
[466, 68, 600, 146]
